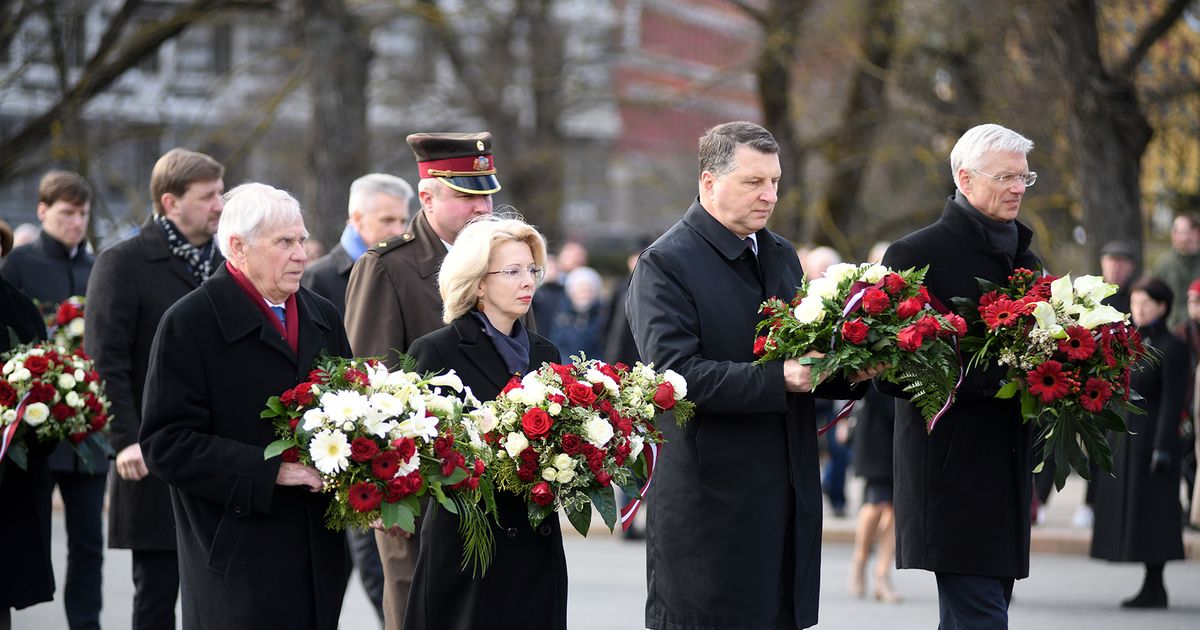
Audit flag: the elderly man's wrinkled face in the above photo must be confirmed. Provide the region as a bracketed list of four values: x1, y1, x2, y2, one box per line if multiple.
[959, 150, 1029, 222]
[235, 216, 309, 304]
[1099, 254, 1136, 287]
[37, 199, 90, 249]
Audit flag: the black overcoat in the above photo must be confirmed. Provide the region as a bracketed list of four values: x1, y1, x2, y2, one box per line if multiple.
[302, 243, 353, 317]
[403, 315, 567, 630]
[0, 277, 54, 610]
[881, 197, 1039, 579]
[627, 200, 864, 630]
[0, 230, 106, 474]
[852, 387, 895, 483]
[86, 219, 223, 550]
[1091, 319, 1187, 563]
[140, 265, 349, 630]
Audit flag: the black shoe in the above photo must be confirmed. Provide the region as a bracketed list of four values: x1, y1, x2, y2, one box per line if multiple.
[1121, 589, 1167, 609]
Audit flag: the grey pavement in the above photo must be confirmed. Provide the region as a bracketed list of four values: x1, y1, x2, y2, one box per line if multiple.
[12, 474, 1200, 629]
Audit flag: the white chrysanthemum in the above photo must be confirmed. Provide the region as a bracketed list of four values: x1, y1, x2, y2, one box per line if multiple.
[553, 453, 577, 471]
[302, 408, 328, 431]
[807, 277, 839, 300]
[369, 392, 405, 418]
[860, 263, 890, 283]
[396, 451, 421, 476]
[823, 262, 859, 284]
[64, 391, 83, 408]
[793, 295, 826, 325]
[547, 402, 563, 416]
[58, 373, 77, 389]
[309, 429, 351, 475]
[504, 431, 529, 458]
[428, 370, 464, 392]
[584, 414, 614, 447]
[395, 413, 439, 443]
[555, 468, 576, 484]
[320, 390, 370, 424]
[663, 369, 687, 400]
[23, 402, 50, 426]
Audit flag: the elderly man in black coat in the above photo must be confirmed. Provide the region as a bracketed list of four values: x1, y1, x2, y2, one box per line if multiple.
[86, 148, 224, 630]
[140, 182, 349, 629]
[627, 121, 871, 630]
[881, 123, 1040, 630]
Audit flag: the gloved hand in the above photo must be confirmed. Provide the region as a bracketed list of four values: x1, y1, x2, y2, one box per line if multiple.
[1150, 449, 1172, 476]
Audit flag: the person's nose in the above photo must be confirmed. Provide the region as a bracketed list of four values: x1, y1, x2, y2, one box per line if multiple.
[761, 184, 778, 204]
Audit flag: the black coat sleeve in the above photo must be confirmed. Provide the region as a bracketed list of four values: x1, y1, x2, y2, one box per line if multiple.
[1153, 334, 1189, 454]
[85, 248, 141, 452]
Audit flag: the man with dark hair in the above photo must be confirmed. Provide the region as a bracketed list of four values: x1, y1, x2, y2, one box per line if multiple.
[627, 121, 872, 629]
[1, 169, 105, 630]
[86, 148, 224, 630]
[1153, 212, 1200, 329]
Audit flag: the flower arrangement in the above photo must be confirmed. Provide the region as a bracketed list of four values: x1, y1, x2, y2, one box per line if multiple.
[952, 268, 1148, 489]
[0, 342, 111, 471]
[47, 295, 86, 353]
[754, 262, 964, 424]
[481, 356, 693, 537]
[260, 355, 496, 573]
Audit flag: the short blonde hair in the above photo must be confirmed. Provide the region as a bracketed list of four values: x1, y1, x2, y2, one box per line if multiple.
[439, 215, 547, 323]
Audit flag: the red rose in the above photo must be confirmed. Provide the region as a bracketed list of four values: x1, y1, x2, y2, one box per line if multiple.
[287, 417, 299, 431]
[0, 381, 15, 407]
[385, 472, 424, 501]
[402, 471, 425, 495]
[521, 408, 553, 439]
[517, 466, 537, 483]
[501, 376, 523, 394]
[344, 369, 368, 387]
[371, 451, 401, 480]
[51, 403, 73, 421]
[292, 382, 315, 406]
[391, 437, 417, 462]
[308, 369, 328, 383]
[83, 370, 99, 383]
[84, 393, 103, 413]
[530, 481, 554, 506]
[652, 382, 676, 410]
[882, 273, 907, 295]
[945, 314, 968, 336]
[89, 413, 107, 431]
[861, 288, 890, 315]
[549, 363, 575, 380]
[616, 416, 633, 436]
[896, 325, 924, 351]
[433, 435, 453, 458]
[896, 297, 923, 319]
[548, 393, 567, 405]
[281, 447, 301, 463]
[55, 302, 83, 326]
[347, 482, 383, 513]
[595, 471, 612, 487]
[280, 389, 296, 406]
[473, 458, 486, 475]
[68, 432, 88, 444]
[753, 335, 769, 357]
[599, 363, 620, 383]
[592, 382, 605, 394]
[614, 362, 630, 373]
[596, 399, 613, 413]
[350, 437, 380, 462]
[24, 355, 49, 376]
[561, 433, 583, 455]
[915, 315, 941, 337]
[565, 382, 597, 407]
[917, 286, 930, 305]
[519, 447, 540, 464]
[26, 381, 56, 404]
[841, 319, 869, 345]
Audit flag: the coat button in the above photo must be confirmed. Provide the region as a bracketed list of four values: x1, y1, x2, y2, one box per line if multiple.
[506, 527, 518, 539]
[538, 524, 552, 536]
[232, 504, 243, 515]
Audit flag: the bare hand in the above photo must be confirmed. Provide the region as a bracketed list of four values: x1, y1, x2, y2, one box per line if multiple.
[276, 462, 324, 492]
[115, 443, 150, 481]
[784, 351, 825, 392]
[369, 517, 412, 538]
[848, 362, 888, 384]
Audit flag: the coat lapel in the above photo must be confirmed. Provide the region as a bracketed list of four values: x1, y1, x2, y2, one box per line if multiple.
[295, 289, 335, 370]
[205, 268, 295, 363]
[452, 317, 515, 391]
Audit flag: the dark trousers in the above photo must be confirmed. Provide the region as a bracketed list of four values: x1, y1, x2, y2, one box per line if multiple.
[935, 573, 1014, 630]
[821, 433, 851, 510]
[54, 471, 106, 630]
[131, 550, 179, 630]
[347, 528, 385, 621]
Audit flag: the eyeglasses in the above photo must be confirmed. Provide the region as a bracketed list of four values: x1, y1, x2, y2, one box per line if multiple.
[971, 168, 1037, 187]
[486, 265, 545, 282]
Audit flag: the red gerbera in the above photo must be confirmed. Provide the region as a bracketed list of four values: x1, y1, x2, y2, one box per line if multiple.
[1080, 377, 1113, 413]
[347, 482, 383, 513]
[1057, 326, 1096, 361]
[982, 297, 1023, 329]
[1026, 360, 1071, 403]
[753, 335, 770, 357]
[371, 450, 401, 480]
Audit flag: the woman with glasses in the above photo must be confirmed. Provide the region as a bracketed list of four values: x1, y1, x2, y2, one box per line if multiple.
[402, 215, 566, 630]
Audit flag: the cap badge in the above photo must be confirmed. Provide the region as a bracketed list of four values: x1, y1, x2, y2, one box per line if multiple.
[473, 156, 490, 171]
[476, 140, 485, 151]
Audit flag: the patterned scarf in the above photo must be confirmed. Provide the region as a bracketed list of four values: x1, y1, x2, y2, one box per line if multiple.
[154, 214, 216, 284]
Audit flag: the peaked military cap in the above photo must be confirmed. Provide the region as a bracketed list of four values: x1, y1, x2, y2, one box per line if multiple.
[406, 132, 501, 195]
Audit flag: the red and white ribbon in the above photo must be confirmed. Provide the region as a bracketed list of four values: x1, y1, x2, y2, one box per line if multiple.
[0, 393, 31, 463]
[618, 441, 658, 531]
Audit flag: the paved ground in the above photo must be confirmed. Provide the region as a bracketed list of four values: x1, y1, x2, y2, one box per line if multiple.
[12, 476, 1200, 629]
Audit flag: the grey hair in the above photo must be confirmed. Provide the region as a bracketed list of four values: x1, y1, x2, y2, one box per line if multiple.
[347, 173, 414, 218]
[217, 182, 304, 258]
[950, 124, 1034, 187]
[698, 121, 779, 179]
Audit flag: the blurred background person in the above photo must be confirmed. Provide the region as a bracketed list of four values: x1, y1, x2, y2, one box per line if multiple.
[1100, 240, 1139, 314]
[303, 238, 327, 263]
[1090, 277, 1187, 609]
[533, 240, 586, 340]
[12, 222, 39, 248]
[1153, 212, 1200, 330]
[847, 387, 901, 604]
[549, 265, 606, 362]
[1178, 278, 1200, 528]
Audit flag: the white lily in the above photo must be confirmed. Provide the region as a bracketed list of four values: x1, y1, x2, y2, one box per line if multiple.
[1049, 275, 1074, 307]
[1030, 301, 1066, 338]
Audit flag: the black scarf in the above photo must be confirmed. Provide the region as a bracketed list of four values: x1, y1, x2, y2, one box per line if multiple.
[954, 190, 1018, 259]
[154, 214, 216, 284]
[472, 311, 531, 376]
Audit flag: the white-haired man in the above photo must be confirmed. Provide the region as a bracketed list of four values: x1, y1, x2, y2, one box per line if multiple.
[140, 183, 350, 629]
[880, 123, 1041, 629]
[304, 173, 413, 316]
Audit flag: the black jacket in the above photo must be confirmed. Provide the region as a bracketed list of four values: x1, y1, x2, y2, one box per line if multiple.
[881, 197, 1040, 579]
[404, 315, 566, 630]
[85, 219, 223, 550]
[0, 229, 104, 474]
[1091, 319, 1187, 563]
[302, 243, 354, 318]
[140, 265, 349, 629]
[627, 199, 864, 630]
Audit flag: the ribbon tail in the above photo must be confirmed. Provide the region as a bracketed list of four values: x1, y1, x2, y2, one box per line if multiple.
[619, 442, 658, 531]
[1, 393, 32, 463]
[817, 400, 856, 436]
[928, 336, 965, 433]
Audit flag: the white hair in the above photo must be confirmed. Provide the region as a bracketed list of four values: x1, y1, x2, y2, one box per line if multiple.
[949, 123, 1034, 188]
[564, 266, 602, 295]
[347, 173, 414, 218]
[217, 182, 303, 258]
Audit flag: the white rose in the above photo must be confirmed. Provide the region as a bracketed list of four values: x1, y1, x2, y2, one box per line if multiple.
[28, 348, 44, 357]
[64, 391, 83, 408]
[23, 402, 50, 426]
[428, 370, 464, 392]
[636, 364, 656, 380]
[662, 369, 687, 400]
[2, 409, 17, 424]
[302, 408, 327, 431]
[542, 467, 558, 482]
[9, 368, 30, 383]
[67, 318, 85, 338]
[547, 402, 563, 416]
[553, 453, 576, 471]
[74, 368, 86, 382]
[806, 277, 839, 299]
[629, 434, 645, 460]
[584, 414, 614, 447]
[823, 262, 860, 284]
[58, 373, 77, 390]
[504, 432, 530, 458]
[519, 380, 547, 406]
[88, 382, 99, 393]
[860, 263, 889, 283]
[2, 358, 16, 375]
[555, 468, 576, 484]
[793, 295, 826, 325]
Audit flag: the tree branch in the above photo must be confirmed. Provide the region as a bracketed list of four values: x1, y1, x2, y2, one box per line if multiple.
[725, 0, 766, 25]
[1115, 0, 1194, 79]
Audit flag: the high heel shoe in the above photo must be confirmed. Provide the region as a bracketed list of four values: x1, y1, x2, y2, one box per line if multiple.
[848, 558, 866, 598]
[873, 571, 902, 604]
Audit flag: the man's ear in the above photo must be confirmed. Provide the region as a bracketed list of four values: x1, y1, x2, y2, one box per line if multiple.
[36, 202, 49, 222]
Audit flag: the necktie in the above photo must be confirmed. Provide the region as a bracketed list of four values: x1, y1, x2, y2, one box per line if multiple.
[743, 236, 757, 257]
[270, 306, 286, 330]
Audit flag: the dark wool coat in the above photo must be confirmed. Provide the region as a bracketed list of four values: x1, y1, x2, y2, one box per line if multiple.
[140, 266, 349, 629]
[852, 387, 895, 483]
[0, 277, 54, 610]
[881, 197, 1040, 579]
[404, 316, 566, 630]
[0, 230, 106, 474]
[1091, 319, 1187, 563]
[86, 220, 223, 550]
[627, 200, 864, 630]
[302, 243, 354, 318]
